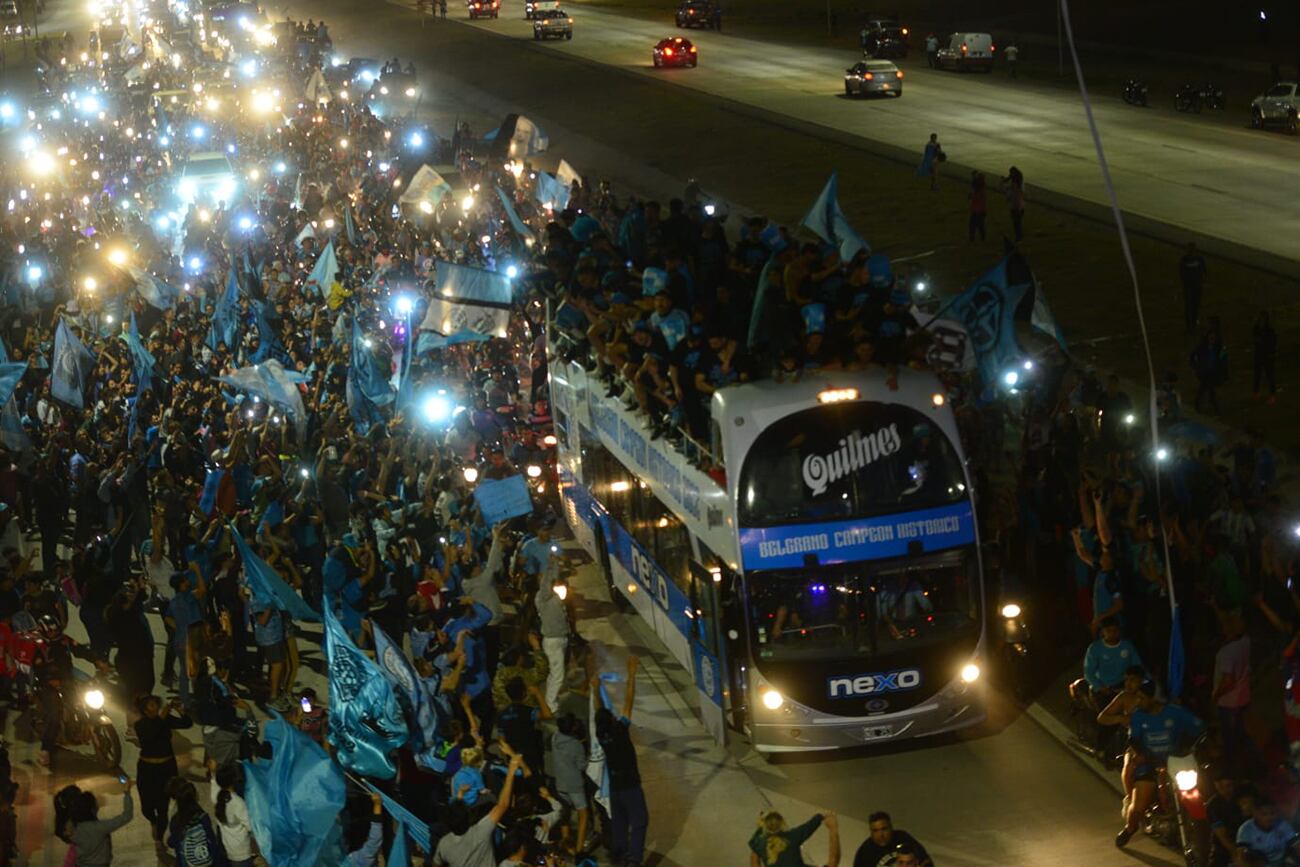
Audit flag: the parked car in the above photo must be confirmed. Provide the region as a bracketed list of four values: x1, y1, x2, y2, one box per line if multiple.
[844, 59, 903, 97]
[935, 32, 994, 72]
[675, 0, 718, 29]
[860, 18, 908, 58]
[1251, 81, 1300, 133]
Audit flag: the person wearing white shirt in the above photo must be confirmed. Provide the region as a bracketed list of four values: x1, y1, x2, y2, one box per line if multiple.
[210, 765, 255, 867]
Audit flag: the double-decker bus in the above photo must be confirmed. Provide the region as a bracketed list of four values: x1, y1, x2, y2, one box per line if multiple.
[549, 357, 985, 752]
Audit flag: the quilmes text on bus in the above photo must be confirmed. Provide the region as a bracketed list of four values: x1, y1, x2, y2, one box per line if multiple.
[548, 349, 988, 752]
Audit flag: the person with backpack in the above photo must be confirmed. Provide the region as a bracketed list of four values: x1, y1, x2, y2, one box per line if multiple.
[166, 777, 228, 867]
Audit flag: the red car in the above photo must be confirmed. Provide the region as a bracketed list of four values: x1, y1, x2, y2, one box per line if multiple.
[468, 0, 499, 18]
[653, 36, 696, 68]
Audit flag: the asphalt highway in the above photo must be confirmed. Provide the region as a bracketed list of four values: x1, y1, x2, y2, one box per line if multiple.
[452, 2, 1300, 265]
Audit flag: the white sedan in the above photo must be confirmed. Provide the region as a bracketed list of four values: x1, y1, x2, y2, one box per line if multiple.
[844, 59, 903, 98]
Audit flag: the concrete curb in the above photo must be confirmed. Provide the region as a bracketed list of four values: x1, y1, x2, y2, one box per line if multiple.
[1024, 700, 1125, 796]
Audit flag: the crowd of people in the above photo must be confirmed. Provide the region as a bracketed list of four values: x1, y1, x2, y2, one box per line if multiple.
[0, 0, 1296, 865]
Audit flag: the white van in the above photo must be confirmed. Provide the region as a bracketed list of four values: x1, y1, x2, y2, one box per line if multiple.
[935, 32, 994, 72]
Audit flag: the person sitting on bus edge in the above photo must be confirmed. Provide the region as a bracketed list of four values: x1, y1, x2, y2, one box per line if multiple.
[1070, 617, 1143, 710]
[852, 812, 932, 867]
[749, 810, 840, 867]
[1096, 665, 1152, 822]
[1114, 680, 1205, 849]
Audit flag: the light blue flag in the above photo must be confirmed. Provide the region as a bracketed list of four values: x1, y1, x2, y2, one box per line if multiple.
[323, 604, 408, 779]
[0, 362, 24, 411]
[414, 329, 490, 355]
[534, 171, 570, 211]
[207, 268, 241, 351]
[249, 300, 281, 364]
[242, 712, 347, 867]
[362, 781, 432, 853]
[51, 319, 95, 409]
[347, 319, 394, 433]
[388, 825, 409, 866]
[305, 240, 339, 295]
[0, 334, 10, 363]
[230, 525, 320, 622]
[1030, 279, 1068, 351]
[125, 312, 156, 385]
[215, 359, 309, 439]
[799, 171, 869, 263]
[344, 202, 358, 245]
[746, 255, 779, 351]
[0, 400, 29, 454]
[124, 264, 179, 310]
[946, 256, 1031, 387]
[495, 187, 535, 245]
[372, 624, 435, 751]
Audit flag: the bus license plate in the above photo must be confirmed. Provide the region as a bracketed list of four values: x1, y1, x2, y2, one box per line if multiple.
[862, 725, 893, 740]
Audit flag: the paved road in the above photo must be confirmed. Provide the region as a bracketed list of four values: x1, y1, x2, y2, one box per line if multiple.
[11, 555, 1179, 866]
[446, 3, 1300, 264]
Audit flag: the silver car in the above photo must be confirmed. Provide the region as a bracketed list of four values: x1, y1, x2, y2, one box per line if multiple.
[533, 9, 572, 39]
[844, 59, 903, 97]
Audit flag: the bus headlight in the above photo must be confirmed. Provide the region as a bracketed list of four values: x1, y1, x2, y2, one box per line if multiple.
[761, 689, 784, 710]
[1174, 769, 1198, 792]
[84, 688, 106, 710]
[1000, 603, 1021, 619]
[960, 663, 981, 684]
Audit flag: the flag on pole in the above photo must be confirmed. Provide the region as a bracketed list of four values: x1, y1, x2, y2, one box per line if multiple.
[418, 261, 513, 338]
[373, 624, 436, 750]
[362, 781, 432, 853]
[344, 202, 358, 245]
[230, 525, 320, 622]
[495, 187, 535, 245]
[242, 712, 347, 867]
[207, 267, 241, 351]
[323, 605, 408, 779]
[123, 264, 180, 310]
[0, 362, 25, 411]
[346, 319, 394, 433]
[51, 319, 96, 409]
[125, 312, 157, 385]
[799, 171, 869, 262]
[945, 255, 1032, 386]
[304, 240, 339, 295]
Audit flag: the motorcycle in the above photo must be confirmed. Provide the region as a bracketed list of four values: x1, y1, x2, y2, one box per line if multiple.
[1141, 735, 1210, 865]
[1174, 83, 1225, 114]
[32, 670, 122, 771]
[998, 600, 1032, 701]
[1122, 79, 1149, 107]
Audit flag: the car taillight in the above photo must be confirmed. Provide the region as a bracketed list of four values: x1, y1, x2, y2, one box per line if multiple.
[990, 44, 996, 51]
[542, 18, 548, 23]
[863, 72, 874, 80]
[663, 46, 672, 55]
[689, 45, 696, 51]
[896, 70, 903, 78]
[960, 43, 967, 52]
[901, 27, 908, 35]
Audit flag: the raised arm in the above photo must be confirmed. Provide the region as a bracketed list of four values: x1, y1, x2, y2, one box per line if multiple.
[487, 755, 524, 825]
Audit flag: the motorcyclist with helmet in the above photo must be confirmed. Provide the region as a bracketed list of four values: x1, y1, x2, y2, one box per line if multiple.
[30, 614, 98, 766]
[1108, 679, 1205, 849]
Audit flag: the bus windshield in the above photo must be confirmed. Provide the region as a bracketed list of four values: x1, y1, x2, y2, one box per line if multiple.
[747, 549, 979, 662]
[738, 402, 966, 527]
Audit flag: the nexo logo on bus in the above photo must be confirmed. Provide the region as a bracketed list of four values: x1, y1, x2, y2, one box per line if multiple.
[629, 543, 670, 610]
[827, 669, 922, 698]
